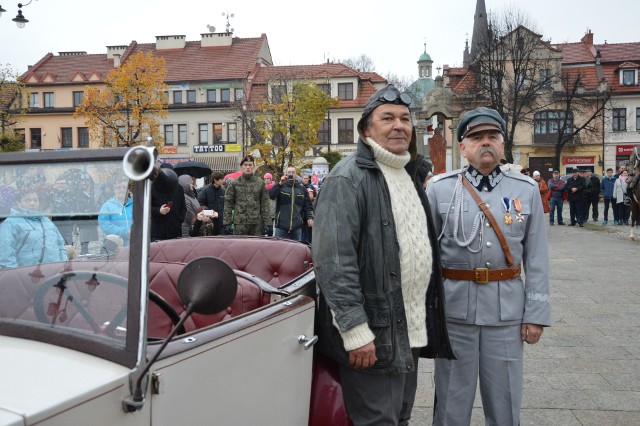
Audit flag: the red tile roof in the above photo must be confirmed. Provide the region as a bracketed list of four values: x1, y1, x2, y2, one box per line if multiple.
[601, 64, 640, 94]
[561, 67, 601, 91]
[555, 42, 596, 64]
[127, 35, 270, 82]
[595, 42, 640, 63]
[245, 63, 385, 111]
[20, 52, 116, 85]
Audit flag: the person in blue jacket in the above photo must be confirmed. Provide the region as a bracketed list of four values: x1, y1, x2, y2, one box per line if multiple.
[0, 186, 68, 268]
[98, 180, 133, 246]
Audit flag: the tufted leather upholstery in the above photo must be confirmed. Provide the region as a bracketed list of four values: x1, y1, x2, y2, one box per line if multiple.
[148, 236, 312, 289]
[1, 237, 312, 339]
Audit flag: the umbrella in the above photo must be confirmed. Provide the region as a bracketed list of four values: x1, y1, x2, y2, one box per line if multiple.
[173, 161, 212, 178]
[224, 171, 243, 181]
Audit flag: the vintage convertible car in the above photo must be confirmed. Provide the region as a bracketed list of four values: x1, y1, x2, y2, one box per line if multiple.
[0, 147, 350, 425]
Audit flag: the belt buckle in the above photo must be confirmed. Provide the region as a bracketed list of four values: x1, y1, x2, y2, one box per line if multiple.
[474, 268, 489, 284]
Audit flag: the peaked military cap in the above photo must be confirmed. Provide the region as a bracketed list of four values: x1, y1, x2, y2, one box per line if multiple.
[457, 107, 506, 142]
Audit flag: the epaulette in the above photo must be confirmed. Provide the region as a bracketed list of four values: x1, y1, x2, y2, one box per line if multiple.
[431, 168, 463, 184]
[502, 171, 536, 186]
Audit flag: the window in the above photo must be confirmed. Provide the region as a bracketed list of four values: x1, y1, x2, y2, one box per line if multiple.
[164, 125, 174, 145]
[199, 124, 208, 144]
[636, 108, 640, 131]
[271, 85, 286, 103]
[187, 90, 196, 103]
[338, 83, 353, 100]
[29, 93, 39, 107]
[15, 128, 25, 143]
[73, 91, 84, 107]
[621, 69, 636, 86]
[234, 88, 244, 101]
[220, 89, 230, 103]
[77, 128, 89, 148]
[207, 89, 216, 103]
[173, 91, 183, 104]
[318, 119, 330, 144]
[178, 124, 187, 145]
[44, 92, 55, 108]
[213, 123, 223, 143]
[338, 118, 354, 144]
[61, 127, 73, 148]
[227, 123, 237, 143]
[30, 128, 42, 149]
[317, 84, 331, 96]
[539, 69, 552, 86]
[534, 110, 573, 144]
[612, 108, 626, 132]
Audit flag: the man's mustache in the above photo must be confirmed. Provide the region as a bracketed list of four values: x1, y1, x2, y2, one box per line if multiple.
[479, 146, 498, 160]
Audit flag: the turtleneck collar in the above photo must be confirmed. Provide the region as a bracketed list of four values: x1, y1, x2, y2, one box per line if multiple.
[364, 137, 410, 169]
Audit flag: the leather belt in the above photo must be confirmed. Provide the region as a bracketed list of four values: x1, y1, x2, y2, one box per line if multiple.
[442, 265, 521, 284]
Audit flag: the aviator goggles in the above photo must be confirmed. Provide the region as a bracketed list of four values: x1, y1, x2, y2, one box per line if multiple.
[362, 87, 413, 118]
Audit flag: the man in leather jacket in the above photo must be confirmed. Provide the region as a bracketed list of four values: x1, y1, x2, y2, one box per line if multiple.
[313, 84, 454, 426]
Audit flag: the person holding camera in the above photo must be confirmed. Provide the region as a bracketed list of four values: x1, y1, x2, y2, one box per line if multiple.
[269, 166, 314, 242]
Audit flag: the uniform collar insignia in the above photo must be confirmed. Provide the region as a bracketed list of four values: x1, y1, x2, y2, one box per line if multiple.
[464, 165, 503, 192]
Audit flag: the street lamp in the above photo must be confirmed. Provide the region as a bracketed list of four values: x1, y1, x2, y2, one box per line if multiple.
[6, 0, 34, 28]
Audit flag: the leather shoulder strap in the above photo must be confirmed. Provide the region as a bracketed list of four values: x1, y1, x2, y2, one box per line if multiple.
[461, 177, 515, 267]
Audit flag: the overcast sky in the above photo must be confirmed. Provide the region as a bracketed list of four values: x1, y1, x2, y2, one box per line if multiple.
[1, 0, 638, 81]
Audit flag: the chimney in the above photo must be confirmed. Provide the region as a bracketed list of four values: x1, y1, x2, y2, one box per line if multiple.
[106, 45, 127, 59]
[113, 54, 121, 67]
[156, 35, 186, 50]
[58, 51, 88, 56]
[200, 32, 233, 47]
[595, 49, 601, 65]
[581, 30, 593, 46]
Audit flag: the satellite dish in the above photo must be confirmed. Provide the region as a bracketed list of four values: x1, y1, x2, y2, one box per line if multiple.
[207, 24, 215, 33]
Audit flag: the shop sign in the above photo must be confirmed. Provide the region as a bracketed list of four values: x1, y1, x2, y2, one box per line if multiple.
[160, 146, 177, 154]
[616, 145, 638, 155]
[193, 145, 226, 153]
[562, 156, 594, 165]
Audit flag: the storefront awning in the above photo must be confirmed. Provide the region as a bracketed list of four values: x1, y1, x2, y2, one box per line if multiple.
[194, 155, 240, 174]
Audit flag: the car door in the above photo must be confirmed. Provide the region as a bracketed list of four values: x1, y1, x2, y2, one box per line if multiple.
[150, 295, 315, 425]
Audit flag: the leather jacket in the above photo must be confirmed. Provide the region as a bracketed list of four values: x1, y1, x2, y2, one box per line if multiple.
[313, 137, 455, 374]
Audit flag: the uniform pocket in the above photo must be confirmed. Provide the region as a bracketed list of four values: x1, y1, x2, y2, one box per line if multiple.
[505, 204, 531, 237]
[438, 201, 469, 236]
[498, 278, 525, 321]
[442, 262, 470, 320]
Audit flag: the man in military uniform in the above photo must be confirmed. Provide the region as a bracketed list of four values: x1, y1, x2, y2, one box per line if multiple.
[427, 107, 551, 426]
[223, 155, 270, 236]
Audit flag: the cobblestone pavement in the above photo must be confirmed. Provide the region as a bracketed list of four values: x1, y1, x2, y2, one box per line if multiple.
[410, 201, 640, 425]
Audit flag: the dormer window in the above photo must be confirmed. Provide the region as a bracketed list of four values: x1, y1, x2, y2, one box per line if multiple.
[622, 69, 637, 86]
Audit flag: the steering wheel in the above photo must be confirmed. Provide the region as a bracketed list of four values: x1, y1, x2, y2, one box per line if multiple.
[33, 271, 183, 337]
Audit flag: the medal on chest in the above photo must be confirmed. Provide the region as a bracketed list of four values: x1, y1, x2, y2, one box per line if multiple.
[502, 197, 513, 224]
[514, 198, 524, 223]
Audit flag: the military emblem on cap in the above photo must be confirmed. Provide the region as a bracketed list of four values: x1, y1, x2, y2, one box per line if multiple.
[457, 107, 507, 142]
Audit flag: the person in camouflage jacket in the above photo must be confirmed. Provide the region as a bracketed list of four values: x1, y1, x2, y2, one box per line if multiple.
[223, 155, 270, 236]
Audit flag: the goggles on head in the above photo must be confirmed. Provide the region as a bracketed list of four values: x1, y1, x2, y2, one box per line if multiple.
[376, 89, 413, 107]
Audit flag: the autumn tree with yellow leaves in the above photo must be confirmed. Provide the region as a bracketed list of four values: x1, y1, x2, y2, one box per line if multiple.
[252, 80, 338, 176]
[74, 52, 169, 147]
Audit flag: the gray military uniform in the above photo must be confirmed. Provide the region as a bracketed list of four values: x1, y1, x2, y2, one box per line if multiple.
[427, 167, 551, 426]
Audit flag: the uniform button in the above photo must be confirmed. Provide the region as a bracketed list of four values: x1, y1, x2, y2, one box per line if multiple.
[485, 204, 490, 208]
[407, 364, 414, 371]
[390, 272, 397, 278]
[382, 219, 390, 226]
[486, 262, 491, 267]
[486, 242, 493, 247]
[486, 222, 491, 227]
[397, 319, 404, 325]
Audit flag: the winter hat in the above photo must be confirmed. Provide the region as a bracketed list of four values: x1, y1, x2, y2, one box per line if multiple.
[533, 171, 540, 177]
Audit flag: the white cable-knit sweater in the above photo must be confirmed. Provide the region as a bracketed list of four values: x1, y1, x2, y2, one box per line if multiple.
[339, 137, 433, 350]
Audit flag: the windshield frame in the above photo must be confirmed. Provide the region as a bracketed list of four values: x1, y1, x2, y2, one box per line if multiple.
[0, 148, 141, 368]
